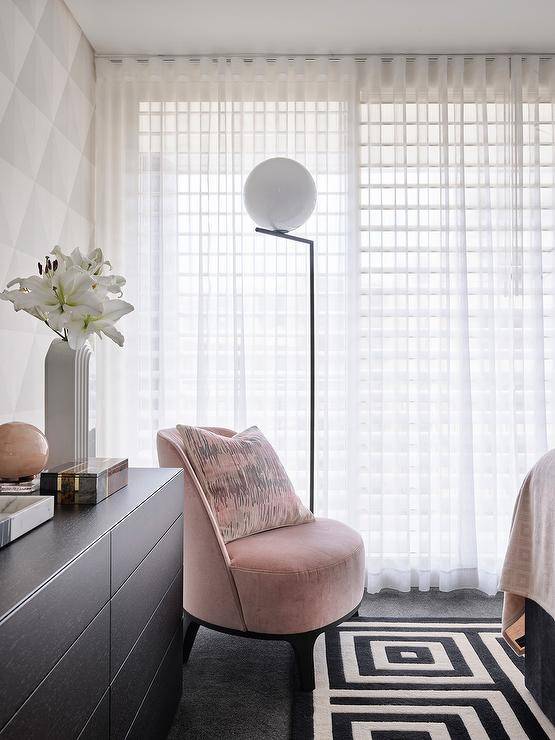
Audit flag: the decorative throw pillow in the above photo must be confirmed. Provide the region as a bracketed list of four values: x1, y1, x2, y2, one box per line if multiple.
[176, 425, 314, 543]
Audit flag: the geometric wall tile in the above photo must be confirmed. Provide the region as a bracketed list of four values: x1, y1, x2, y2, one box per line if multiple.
[0, 88, 52, 178]
[0, 1, 34, 83]
[0, 71, 14, 122]
[37, 0, 81, 72]
[54, 75, 93, 152]
[58, 206, 93, 251]
[70, 33, 94, 102]
[69, 155, 93, 219]
[14, 332, 53, 415]
[0, 245, 15, 288]
[36, 125, 82, 202]
[16, 33, 67, 121]
[0, 159, 35, 247]
[0, 0, 95, 431]
[0, 328, 35, 415]
[12, 0, 49, 31]
[32, 183, 71, 245]
[15, 183, 53, 257]
[0, 249, 36, 325]
[82, 114, 94, 164]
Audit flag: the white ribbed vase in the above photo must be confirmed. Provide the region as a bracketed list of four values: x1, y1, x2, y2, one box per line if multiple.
[44, 339, 96, 468]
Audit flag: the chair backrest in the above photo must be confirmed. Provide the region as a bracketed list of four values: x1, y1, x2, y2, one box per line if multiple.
[157, 427, 247, 631]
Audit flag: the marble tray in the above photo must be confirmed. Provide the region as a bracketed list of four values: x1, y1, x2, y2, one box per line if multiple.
[0, 496, 54, 548]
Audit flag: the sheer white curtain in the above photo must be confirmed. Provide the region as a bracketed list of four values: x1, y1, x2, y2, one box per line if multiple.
[357, 56, 555, 593]
[95, 56, 358, 506]
[95, 55, 555, 594]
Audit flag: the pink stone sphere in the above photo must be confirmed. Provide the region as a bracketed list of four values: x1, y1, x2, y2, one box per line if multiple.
[0, 422, 49, 481]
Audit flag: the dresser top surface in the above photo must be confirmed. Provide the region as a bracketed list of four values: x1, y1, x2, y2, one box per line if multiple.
[0, 467, 182, 620]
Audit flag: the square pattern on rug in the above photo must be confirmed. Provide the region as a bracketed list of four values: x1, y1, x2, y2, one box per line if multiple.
[292, 618, 555, 740]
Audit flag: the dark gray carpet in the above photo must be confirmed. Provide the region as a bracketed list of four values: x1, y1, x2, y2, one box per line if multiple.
[167, 590, 503, 740]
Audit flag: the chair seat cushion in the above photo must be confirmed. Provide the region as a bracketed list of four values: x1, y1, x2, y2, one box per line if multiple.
[226, 518, 365, 634]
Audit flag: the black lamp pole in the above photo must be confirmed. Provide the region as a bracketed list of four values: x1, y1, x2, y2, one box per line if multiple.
[255, 227, 315, 513]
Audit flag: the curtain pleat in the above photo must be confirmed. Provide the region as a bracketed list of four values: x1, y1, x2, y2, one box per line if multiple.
[95, 55, 555, 593]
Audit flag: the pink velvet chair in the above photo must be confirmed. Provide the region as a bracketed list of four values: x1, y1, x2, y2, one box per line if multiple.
[157, 426, 365, 690]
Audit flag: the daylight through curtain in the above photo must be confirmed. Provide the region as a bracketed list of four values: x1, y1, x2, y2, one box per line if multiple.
[95, 55, 555, 593]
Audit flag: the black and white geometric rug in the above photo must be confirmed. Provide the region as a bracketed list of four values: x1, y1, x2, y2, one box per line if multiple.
[292, 618, 555, 739]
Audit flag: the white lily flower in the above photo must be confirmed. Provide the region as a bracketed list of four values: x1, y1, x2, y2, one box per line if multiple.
[87, 248, 112, 275]
[0, 287, 49, 321]
[2, 266, 101, 316]
[50, 246, 73, 269]
[1, 275, 59, 313]
[54, 266, 103, 315]
[93, 274, 126, 298]
[52, 245, 112, 276]
[51, 245, 124, 296]
[1, 246, 134, 348]
[61, 299, 134, 350]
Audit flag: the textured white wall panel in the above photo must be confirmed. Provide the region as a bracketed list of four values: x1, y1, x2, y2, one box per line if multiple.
[0, 0, 95, 428]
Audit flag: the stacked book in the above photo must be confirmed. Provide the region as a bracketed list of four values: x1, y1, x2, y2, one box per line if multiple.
[0, 476, 41, 495]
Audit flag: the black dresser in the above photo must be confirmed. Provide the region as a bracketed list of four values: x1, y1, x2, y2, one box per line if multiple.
[0, 467, 184, 740]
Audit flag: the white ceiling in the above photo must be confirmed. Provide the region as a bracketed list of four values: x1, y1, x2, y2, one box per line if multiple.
[66, 0, 555, 57]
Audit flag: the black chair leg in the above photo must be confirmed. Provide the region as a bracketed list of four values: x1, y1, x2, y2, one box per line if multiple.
[183, 613, 200, 664]
[289, 632, 319, 691]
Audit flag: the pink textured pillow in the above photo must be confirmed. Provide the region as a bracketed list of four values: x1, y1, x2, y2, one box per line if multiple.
[176, 425, 314, 543]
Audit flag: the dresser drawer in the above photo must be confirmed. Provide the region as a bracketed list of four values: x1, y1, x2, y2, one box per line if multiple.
[0, 535, 110, 729]
[110, 472, 182, 593]
[77, 691, 109, 740]
[110, 571, 182, 739]
[126, 624, 183, 740]
[110, 515, 183, 676]
[0, 603, 110, 740]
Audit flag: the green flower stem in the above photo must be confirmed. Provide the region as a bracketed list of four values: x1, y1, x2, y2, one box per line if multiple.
[44, 320, 67, 341]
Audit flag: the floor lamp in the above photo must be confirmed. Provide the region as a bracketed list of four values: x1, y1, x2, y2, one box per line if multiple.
[243, 158, 317, 512]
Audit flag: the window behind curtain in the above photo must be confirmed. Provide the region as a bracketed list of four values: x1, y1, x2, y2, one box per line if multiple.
[96, 55, 555, 592]
[357, 68, 555, 589]
[136, 96, 351, 507]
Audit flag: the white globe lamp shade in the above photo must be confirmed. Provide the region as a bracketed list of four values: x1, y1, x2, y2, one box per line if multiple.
[243, 157, 317, 232]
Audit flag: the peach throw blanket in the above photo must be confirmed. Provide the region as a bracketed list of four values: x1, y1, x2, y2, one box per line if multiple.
[499, 450, 555, 655]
